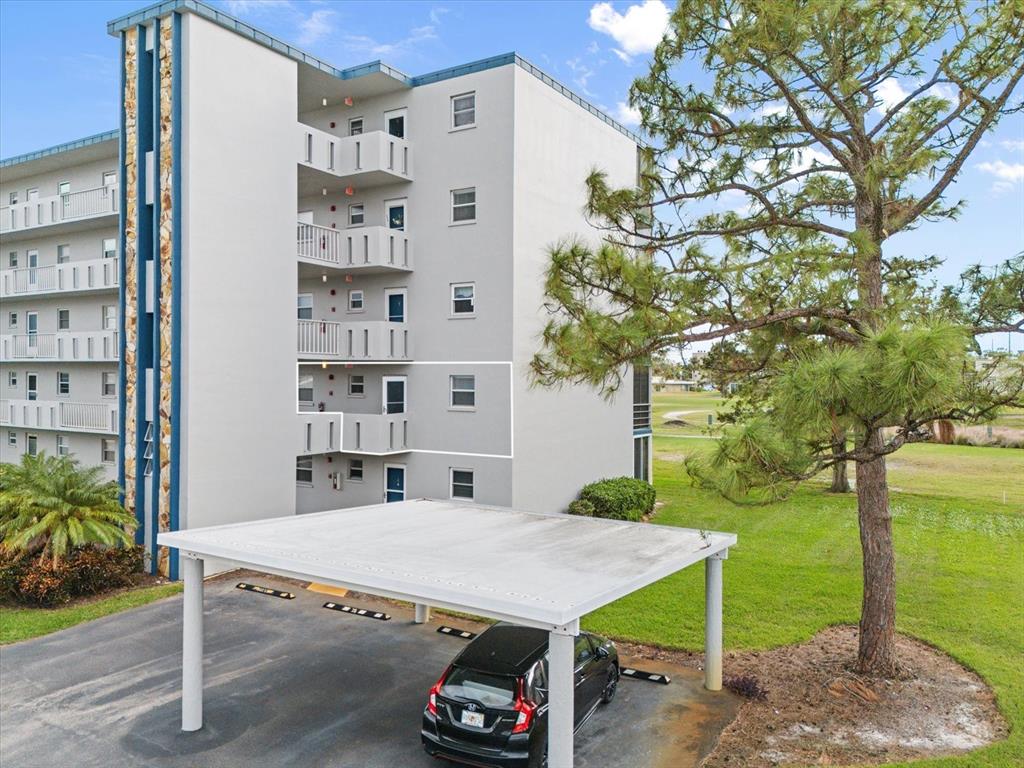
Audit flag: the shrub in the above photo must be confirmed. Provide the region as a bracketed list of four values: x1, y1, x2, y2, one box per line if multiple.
[724, 674, 768, 701]
[576, 477, 656, 522]
[0, 545, 145, 607]
[567, 499, 596, 517]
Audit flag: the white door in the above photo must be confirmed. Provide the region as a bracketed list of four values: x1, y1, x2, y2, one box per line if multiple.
[382, 376, 406, 414]
[26, 312, 38, 349]
[26, 372, 38, 401]
[384, 464, 406, 503]
[384, 288, 407, 323]
[27, 250, 38, 288]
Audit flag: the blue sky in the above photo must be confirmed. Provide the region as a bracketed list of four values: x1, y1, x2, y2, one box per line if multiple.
[1, 0, 1021, 349]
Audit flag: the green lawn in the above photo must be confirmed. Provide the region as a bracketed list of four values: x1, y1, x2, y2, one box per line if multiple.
[584, 423, 1024, 766]
[651, 389, 726, 435]
[0, 583, 183, 645]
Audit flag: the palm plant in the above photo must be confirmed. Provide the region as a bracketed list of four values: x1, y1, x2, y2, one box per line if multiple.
[0, 452, 136, 563]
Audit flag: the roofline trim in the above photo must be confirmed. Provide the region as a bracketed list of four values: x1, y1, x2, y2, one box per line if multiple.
[0, 129, 120, 169]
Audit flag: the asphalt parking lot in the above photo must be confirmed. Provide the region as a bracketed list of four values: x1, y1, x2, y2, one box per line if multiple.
[0, 574, 738, 768]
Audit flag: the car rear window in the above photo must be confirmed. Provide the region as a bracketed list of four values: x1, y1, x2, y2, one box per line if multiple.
[441, 667, 517, 707]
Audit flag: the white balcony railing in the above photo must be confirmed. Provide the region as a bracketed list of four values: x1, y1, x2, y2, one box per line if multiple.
[0, 185, 118, 234]
[297, 222, 412, 271]
[343, 412, 410, 454]
[0, 399, 118, 434]
[0, 257, 119, 298]
[299, 126, 412, 184]
[297, 319, 410, 360]
[1, 331, 119, 362]
[296, 412, 343, 456]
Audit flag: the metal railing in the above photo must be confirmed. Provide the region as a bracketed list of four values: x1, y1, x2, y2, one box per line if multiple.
[633, 402, 652, 429]
[0, 185, 118, 233]
[297, 319, 410, 360]
[297, 222, 413, 271]
[1, 257, 119, 297]
[1, 331, 119, 361]
[0, 399, 118, 433]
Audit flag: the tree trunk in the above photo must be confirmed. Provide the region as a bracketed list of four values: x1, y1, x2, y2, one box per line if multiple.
[829, 430, 850, 493]
[854, 427, 900, 676]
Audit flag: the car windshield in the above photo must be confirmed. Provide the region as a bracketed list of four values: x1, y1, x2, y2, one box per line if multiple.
[441, 667, 517, 708]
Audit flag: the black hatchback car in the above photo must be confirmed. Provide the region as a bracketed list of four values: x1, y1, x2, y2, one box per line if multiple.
[421, 623, 619, 768]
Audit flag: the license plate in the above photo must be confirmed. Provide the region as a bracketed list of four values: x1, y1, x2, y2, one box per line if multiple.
[460, 710, 485, 728]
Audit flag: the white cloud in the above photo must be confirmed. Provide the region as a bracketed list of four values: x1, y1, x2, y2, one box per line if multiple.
[1000, 139, 1024, 153]
[760, 102, 789, 119]
[223, 0, 291, 15]
[297, 9, 334, 45]
[588, 0, 670, 63]
[342, 24, 438, 58]
[566, 57, 596, 96]
[613, 102, 641, 126]
[977, 160, 1024, 182]
[873, 78, 909, 114]
[222, 0, 335, 47]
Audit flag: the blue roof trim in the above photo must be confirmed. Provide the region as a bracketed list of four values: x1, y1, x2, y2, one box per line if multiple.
[106, 1, 640, 143]
[0, 129, 119, 168]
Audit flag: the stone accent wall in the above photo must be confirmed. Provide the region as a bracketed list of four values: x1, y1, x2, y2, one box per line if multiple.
[122, 31, 139, 523]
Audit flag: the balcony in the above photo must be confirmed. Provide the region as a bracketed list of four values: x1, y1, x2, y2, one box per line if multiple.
[1, 330, 119, 362]
[0, 399, 118, 434]
[297, 222, 412, 276]
[298, 126, 412, 192]
[0, 186, 119, 240]
[297, 319, 410, 361]
[343, 412, 410, 454]
[296, 412, 343, 456]
[0, 257, 119, 300]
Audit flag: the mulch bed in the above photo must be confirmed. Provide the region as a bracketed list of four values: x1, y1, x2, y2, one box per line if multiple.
[618, 625, 1007, 766]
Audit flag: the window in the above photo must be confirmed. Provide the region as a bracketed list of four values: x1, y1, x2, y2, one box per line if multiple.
[575, 636, 595, 665]
[297, 294, 313, 320]
[298, 374, 314, 406]
[7, 191, 16, 205]
[7, 371, 16, 387]
[56, 434, 69, 457]
[8, 251, 16, 268]
[348, 289, 364, 312]
[296, 456, 313, 484]
[451, 283, 475, 315]
[451, 188, 476, 223]
[58, 309, 70, 330]
[451, 468, 474, 500]
[348, 374, 365, 396]
[349, 117, 363, 136]
[451, 92, 476, 128]
[102, 238, 117, 259]
[57, 371, 70, 396]
[102, 305, 117, 330]
[450, 375, 476, 408]
[57, 244, 71, 264]
[102, 171, 117, 187]
[102, 372, 117, 397]
[8, 312, 17, 328]
[101, 438, 116, 464]
[6, 431, 15, 448]
[57, 181, 70, 195]
[347, 458, 364, 481]
[26, 434, 38, 456]
[348, 203, 364, 226]
[26, 188, 38, 200]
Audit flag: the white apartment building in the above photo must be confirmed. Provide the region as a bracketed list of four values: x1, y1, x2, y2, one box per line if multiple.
[0, 0, 653, 578]
[0, 133, 121, 480]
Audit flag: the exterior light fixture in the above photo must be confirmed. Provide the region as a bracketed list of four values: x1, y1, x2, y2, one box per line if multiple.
[322, 274, 327, 283]
[344, 96, 354, 106]
[344, 186, 354, 196]
[322, 97, 328, 107]
[322, 187, 328, 196]
[321, 361, 328, 369]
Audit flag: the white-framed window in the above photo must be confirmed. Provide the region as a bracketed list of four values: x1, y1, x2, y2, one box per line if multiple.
[450, 375, 476, 408]
[297, 293, 313, 320]
[349, 117, 364, 136]
[58, 309, 70, 330]
[451, 187, 476, 224]
[348, 374, 365, 396]
[451, 468, 474, 500]
[26, 188, 38, 200]
[27, 434, 38, 457]
[56, 434, 69, 456]
[347, 458, 364, 481]
[451, 283, 475, 316]
[298, 374, 314, 406]
[7, 431, 15, 448]
[451, 92, 476, 129]
[57, 371, 70, 396]
[7, 371, 16, 387]
[57, 244, 71, 264]
[102, 372, 117, 397]
[57, 181, 70, 195]
[8, 312, 17, 328]
[102, 170, 117, 187]
[296, 456, 313, 484]
[7, 191, 16, 205]
[348, 203, 365, 226]
[8, 251, 16, 268]
[103, 238, 117, 259]
[101, 438, 116, 464]
[348, 289, 364, 312]
[102, 305, 117, 330]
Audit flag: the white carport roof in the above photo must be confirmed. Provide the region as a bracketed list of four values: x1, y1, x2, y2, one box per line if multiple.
[158, 498, 736, 629]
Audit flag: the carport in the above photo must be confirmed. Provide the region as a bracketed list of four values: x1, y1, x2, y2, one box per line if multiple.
[158, 499, 736, 768]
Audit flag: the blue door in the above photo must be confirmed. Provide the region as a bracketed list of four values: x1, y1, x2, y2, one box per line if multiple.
[385, 466, 405, 503]
[386, 291, 405, 323]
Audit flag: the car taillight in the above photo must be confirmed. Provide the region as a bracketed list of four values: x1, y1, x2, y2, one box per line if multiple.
[512, 678, 537, 734]
[427, 666, 451, 716]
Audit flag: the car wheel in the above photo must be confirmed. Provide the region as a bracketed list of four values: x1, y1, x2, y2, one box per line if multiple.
[601, 666, 619, 704]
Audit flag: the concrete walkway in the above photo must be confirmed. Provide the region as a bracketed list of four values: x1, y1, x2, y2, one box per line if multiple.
[0, 575, 738, 768]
